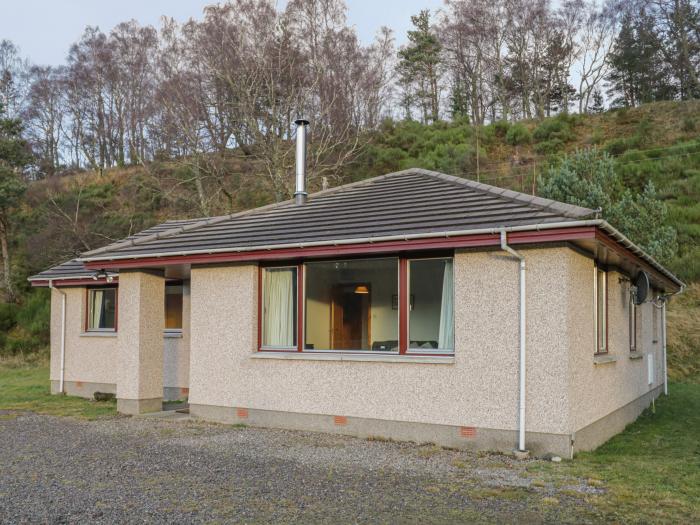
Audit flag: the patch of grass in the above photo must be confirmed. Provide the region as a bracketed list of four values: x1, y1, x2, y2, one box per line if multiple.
[0, 364, 116, 419]
[532, 382, 700, 523]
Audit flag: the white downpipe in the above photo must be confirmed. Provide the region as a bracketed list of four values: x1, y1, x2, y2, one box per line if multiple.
[500, 230, 527, 453]
[48, 280, 66, 394]
[662, 301, 668, 396]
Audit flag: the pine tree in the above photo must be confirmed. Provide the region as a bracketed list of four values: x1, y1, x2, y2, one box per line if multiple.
[397, 10, 442, 123]
[0, 102, 31, 302]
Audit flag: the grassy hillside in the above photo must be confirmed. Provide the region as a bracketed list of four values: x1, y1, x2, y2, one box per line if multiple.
[7, 100, 700, 379]
[353, 99, 700, 282]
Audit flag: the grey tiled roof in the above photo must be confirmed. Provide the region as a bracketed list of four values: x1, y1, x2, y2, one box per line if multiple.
[77, 168, 596, 261]
[29, 218, 201, 281]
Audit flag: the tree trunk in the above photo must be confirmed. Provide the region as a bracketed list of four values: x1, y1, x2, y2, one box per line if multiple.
[0, 219, 15, 303]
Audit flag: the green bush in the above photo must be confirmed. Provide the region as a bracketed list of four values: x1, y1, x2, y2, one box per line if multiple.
[533, 116, 574, 143]
[492, 120, 511, 138]
[506, 123, 531, 146]
[534, 138, 565, 155]
[681, 117, 696, 133]
[605, 136, 640, 156]
[0, 289, 50, 356]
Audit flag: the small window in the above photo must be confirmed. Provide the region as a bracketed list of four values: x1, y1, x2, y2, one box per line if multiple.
[87, 287, 117, 331]
[595, 267, 607, 354]
[629, 298, 637, 352]
[165, 283, 183, 329]
[408, 258, 454, 352]
[261, 267, 297, 349]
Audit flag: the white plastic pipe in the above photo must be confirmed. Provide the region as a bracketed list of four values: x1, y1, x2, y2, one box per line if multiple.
[662, 300, 668, 396]
[500, 230, 527, 452]
[48, 280, 66, 394]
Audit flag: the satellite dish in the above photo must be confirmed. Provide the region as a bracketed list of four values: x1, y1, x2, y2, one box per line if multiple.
[633, 271, 650, 305]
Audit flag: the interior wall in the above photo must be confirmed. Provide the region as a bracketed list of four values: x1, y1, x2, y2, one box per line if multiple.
[408, 259, 445, 343]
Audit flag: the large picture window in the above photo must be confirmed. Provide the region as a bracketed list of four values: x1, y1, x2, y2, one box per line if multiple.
[259, 256, 455, 356]
[261, 267, 297, 348]
[305, 258, 398, 351]
[87, 287, 117, 331]
[408, 258, 454, 352]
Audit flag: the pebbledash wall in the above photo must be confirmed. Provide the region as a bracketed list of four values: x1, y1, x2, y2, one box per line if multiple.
[49, 284, 190, 401]
[187, 246, 664, 458]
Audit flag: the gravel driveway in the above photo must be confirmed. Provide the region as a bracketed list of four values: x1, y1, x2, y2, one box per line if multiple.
[0, 411, 602, 524]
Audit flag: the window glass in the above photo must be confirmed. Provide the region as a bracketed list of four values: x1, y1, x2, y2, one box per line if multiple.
[87, 288, 117, 331]
[305, 258, 398, 351]
[596, 268, 607, 353]
[409, 259, 454, 351]
[262, 267, 297, 348]
[165, 284, 183, 329]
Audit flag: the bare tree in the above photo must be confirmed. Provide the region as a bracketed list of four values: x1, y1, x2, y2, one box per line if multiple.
[578, 2, 616, 113]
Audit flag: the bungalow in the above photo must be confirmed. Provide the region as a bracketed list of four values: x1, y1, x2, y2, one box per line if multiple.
[29, 123, 684, 458]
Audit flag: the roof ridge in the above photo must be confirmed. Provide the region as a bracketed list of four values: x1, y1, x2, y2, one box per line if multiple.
[407, 168, 597, 219]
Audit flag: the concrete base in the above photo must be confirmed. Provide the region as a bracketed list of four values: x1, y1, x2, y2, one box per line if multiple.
[573, 385, 663, 453]
[52, 380, 187, 403]
[190, 404, 572, 458]
[163, 386, 189, 402]
[51, 380, 115, 398]
[117, 397, 163, 415]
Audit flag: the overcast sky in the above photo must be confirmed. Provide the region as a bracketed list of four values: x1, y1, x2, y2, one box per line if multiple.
[0, 0, 444, 66]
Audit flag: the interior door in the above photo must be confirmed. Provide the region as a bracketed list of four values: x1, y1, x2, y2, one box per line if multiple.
[331, 284, 370, 349]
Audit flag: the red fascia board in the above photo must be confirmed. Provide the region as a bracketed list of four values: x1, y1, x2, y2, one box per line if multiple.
[594, 229, 680, 291]
[31, 278, 118, 288]
[83, 226, 597, 271]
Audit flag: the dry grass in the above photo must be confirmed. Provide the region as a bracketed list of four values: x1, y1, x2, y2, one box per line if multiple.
[667, 282, 700, 382]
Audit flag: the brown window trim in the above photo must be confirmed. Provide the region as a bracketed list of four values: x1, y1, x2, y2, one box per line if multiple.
[594, 265, 608, 355]
[257, 254, 455, 357]
[85, 285, 118, 332]
[629, 298, 637, 352]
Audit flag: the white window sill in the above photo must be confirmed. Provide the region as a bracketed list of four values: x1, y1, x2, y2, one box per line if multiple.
[593, 354, 619, 365]
[80, 331, 117, 338]
[629, 351, 644, 360]
[252, 352, 455, 364]
[164, 330, 183, 339]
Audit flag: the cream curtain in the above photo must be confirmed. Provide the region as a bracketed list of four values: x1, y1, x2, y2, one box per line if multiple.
[90, 290, 104, 329]
[263, 268, 295, 347]
[438, 260, 454, 349]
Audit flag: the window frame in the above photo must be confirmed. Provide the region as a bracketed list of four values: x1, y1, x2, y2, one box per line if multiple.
[594, 265, 608, 355]
[629, 296, 637, 352]
[85, 285, 118, 333]
[406, 256, 456, 355]
[258, 264, 301, 352]
[164, 280, 184, 332]
[302, 256, 400, 354]
[257, 254, 455, 357]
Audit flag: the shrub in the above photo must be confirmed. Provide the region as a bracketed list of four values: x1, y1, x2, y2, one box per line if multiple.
[533, 117, 572, 142]
[506, 123, 531, 146]
[534, 138, 565, 155]
[604, 136, 640, 156]
[681, 117, 696, 133]
[492, 120, 511, 138]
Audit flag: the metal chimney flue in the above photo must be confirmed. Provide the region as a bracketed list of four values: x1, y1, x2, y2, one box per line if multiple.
[294, 118, 310, 205]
